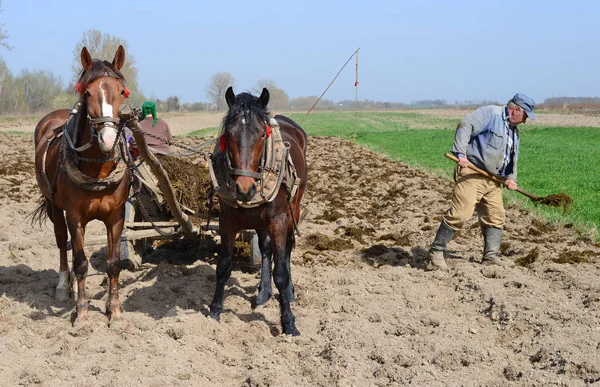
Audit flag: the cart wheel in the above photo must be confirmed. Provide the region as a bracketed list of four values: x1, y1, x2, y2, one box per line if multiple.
[250, 232, 261, 266]
[120, 240, 142, 271]
[120, 200, 142, 271]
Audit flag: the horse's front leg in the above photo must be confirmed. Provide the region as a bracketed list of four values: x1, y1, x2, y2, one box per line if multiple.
[210, 223, 236, 321]
[105, 208, 125, 327]
[284, 232, 296, 303]
[255, 230, 272, 306]
[49, 200, 73, 301]
[66, 213, 89, 326]
[270, 222, 300, 336]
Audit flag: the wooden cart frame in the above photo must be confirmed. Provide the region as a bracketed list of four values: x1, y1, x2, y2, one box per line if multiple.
[83, 105, 261, 270]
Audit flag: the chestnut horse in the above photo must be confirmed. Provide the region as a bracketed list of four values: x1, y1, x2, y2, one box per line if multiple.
[209, 87, 308, 336]
[33, 46, 130, 326]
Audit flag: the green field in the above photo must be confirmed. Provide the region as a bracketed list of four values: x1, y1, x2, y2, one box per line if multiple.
[288, 111, 600, 236]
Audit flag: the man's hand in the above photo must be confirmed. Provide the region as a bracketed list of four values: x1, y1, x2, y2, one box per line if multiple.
[457, 156, 469, 168]
[505, 178, 517, 190]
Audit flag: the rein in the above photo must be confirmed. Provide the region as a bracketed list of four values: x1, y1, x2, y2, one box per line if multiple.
[62, 101, 94, 152]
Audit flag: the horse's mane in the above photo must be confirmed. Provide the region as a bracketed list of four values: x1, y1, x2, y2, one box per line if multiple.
[75, 59, 125, 91]
[222, 92, 270, 131]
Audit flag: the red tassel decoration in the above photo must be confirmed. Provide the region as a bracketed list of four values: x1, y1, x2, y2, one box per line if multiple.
[265, 124, 272, 138]
[124, 88, 131, 98]
[219, 135, 226, 152]
[75, 83, 82, 93]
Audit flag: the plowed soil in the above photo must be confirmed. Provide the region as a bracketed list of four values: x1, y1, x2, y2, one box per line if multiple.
[1, 132, 599, 386]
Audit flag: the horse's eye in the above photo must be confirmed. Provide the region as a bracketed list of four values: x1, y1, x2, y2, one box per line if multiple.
[120, 90, 125, 95]
[261, 131, 266, 139]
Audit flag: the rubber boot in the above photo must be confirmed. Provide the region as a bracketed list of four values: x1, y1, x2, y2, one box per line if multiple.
[427, 221, 455, 271]
[482, 227, 513, 267]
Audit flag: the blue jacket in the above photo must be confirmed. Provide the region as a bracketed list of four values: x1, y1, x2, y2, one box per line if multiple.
[451, 105, 520, 181]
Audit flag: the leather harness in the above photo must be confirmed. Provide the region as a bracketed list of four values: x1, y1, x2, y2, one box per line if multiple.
[208, 117, 301, 209]
[40, 100, 129, 193]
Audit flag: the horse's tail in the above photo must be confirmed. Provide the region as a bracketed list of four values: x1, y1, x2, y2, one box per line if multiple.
[29, 196, 49, 229]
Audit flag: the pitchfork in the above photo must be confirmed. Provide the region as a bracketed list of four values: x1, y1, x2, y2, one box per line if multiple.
[444, 153, 573, 213]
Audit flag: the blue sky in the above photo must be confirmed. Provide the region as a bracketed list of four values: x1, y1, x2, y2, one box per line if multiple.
[2, 0, 599, 104]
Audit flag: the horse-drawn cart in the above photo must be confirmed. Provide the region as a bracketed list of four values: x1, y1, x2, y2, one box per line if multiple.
[83, 104, 261, 270]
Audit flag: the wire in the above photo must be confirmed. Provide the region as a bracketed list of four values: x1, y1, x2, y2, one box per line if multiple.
[299, 48, 360, 125]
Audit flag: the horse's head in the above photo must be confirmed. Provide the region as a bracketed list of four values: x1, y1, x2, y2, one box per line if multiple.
[221, 86, 271, 202]
[76, 45, 127, 154]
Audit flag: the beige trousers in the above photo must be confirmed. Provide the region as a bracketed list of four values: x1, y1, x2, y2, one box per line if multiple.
[443, 166, 505, 231]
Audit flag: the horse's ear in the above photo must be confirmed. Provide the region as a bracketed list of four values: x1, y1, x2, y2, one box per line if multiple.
[225, 86, 235, 108]
[112, 45, 125, 70]
[258, 88, 270, 110]
[80, 47, 93, 71]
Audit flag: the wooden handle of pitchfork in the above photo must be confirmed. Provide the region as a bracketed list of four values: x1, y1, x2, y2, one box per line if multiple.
[444, 153, 541, 201]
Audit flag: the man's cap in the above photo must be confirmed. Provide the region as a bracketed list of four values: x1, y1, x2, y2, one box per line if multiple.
[510, 93, 536, 120]
[141, 101, 157, 126]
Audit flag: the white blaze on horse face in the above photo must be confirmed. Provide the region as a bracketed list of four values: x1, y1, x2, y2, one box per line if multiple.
[100, 81, 114, 117]
[97, 81, 117, 153]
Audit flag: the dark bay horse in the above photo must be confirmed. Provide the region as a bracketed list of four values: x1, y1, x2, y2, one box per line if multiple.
[33, 46, 130, 326]
[210, 87, 308, 336]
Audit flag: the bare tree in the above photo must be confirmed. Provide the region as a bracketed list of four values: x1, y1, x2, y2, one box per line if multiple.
[0, 1, 12, 51]
[205, 72, 235, 111]
[267, 87, 290, 111]
[17, 69, 63, 113]
[165, 95, 180, 112]
[0, 56, 14, 113]
[252, 78, 276, 94]
[253, 78, 289, 111]
[71, 29, 144, 106]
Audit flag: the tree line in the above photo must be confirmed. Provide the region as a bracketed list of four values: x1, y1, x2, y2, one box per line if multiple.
[4, 21, 597, 116]
[0, 16, 415, 116]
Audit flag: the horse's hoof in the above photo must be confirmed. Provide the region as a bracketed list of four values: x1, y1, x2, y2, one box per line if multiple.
[55, 287, 71, 302]
[283, 326, 301, 337]
[109, 316, 125, 329]
[72, 315, 89, 328]
[209, 311, 221, 321]
[255, 292, 272, 306]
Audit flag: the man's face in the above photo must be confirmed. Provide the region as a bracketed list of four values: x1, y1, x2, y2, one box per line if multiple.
[509, 106, 528, 125]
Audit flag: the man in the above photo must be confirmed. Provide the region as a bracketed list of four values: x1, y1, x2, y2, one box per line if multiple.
[135, 101, 172, 154]
[128, 100, 171, 207]
[120, 101, 172, 270]
[428, 93, 535, 271]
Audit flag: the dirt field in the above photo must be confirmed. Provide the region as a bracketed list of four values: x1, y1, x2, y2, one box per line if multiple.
[414, 109, 600, 128]
[0, 112, 225, 136]
[3, 109, 600, 136]
[1, 117, 600, 385]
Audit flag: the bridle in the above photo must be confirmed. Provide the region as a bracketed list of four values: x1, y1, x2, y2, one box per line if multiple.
[220, 113, 272, 183]
[64, 72, 127, 157]
[62, 101, 121, 154]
